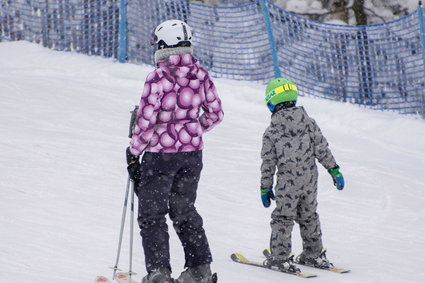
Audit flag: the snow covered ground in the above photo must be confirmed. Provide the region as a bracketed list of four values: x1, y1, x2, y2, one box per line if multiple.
[1, 41, 425, 283]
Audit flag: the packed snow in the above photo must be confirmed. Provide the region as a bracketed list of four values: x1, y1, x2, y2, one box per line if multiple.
[1, 41, 425, 283]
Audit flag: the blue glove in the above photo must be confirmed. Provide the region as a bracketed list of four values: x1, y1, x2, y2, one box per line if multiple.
[328, 166, 344, 190]
[261, 187, 275, 208]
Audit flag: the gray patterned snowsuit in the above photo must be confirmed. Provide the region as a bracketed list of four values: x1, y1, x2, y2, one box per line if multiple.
[260, 106, 337, 260]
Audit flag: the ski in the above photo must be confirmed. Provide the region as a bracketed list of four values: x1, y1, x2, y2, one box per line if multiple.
[94, 276, 111, 283]
[230, 253, 317, 278]
[115, 272, 139, 283]
[263, 249, 350, 274]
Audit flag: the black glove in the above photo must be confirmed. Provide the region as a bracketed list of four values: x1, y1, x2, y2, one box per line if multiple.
[126, 147, 141, 183]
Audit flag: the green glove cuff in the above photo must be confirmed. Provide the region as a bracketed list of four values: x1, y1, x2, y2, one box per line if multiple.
[261, 187, 272, 195]
[328, 167, 342, 177]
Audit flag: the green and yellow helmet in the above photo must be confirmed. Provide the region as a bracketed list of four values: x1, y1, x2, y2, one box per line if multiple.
[265, 78, 298, 112]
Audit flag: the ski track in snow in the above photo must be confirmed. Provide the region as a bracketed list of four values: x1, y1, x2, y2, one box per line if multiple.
[1, 41, 425, 283]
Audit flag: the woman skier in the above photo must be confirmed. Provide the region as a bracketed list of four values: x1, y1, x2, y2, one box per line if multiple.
[126, 19, 223, 283]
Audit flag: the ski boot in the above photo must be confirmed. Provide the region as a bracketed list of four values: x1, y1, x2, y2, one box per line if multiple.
[175, 264, 217, 283]
[296, 249, 334, 269]
[264, 254, 301, 274]
[141, 267, 173, 283]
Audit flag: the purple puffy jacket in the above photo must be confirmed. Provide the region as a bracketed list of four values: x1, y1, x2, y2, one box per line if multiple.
[129, 53, 224, 155]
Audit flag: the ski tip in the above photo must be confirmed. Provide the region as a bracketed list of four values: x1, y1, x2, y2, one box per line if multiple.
[330, 267, 351, 273]
[94, 276, 111, 283]
[298, 273, 318, 278]
[115, 272, 139, 283]
[230, 253, 247, 262]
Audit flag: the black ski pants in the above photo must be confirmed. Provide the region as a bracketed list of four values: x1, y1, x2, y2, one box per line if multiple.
[136, 151, 212, 272]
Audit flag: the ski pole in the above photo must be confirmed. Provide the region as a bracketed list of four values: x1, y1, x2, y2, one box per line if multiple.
[111, 175, 131, 280]
[128, 180, 136, 280]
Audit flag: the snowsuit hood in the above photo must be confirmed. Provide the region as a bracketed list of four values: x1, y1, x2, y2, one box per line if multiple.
[271, 106, 310, 137]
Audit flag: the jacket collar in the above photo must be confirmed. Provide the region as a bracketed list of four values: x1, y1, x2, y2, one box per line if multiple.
[154, 46, 194, 63]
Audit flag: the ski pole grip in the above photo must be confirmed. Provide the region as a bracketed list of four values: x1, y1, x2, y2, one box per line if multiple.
[128, 105, 139, 138]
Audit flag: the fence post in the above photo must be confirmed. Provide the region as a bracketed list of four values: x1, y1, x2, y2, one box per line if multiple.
[418, 1, 425, 116]
[42, 0, 49, 48]
[418, 2, 425, 74]
[259, 0, 281, 78]
[118, 0, 127, 63]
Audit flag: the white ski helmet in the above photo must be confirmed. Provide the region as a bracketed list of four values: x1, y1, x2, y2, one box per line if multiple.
[151, 19, 193, 49]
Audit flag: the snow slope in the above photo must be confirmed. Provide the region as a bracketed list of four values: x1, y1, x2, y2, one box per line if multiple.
[1, 41, 425, 283]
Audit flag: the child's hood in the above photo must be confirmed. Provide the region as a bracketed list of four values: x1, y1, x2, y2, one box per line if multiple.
[157, 54, 200, 79]
[271, 106, 311, 133]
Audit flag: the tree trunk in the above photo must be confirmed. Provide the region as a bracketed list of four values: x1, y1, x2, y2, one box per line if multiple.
[316, 0, 349, 23]
[352, 0, 367, 25]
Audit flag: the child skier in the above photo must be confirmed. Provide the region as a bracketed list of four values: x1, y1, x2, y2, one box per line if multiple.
[126, 19, 223, 283]
[260, 78, 344, 273]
